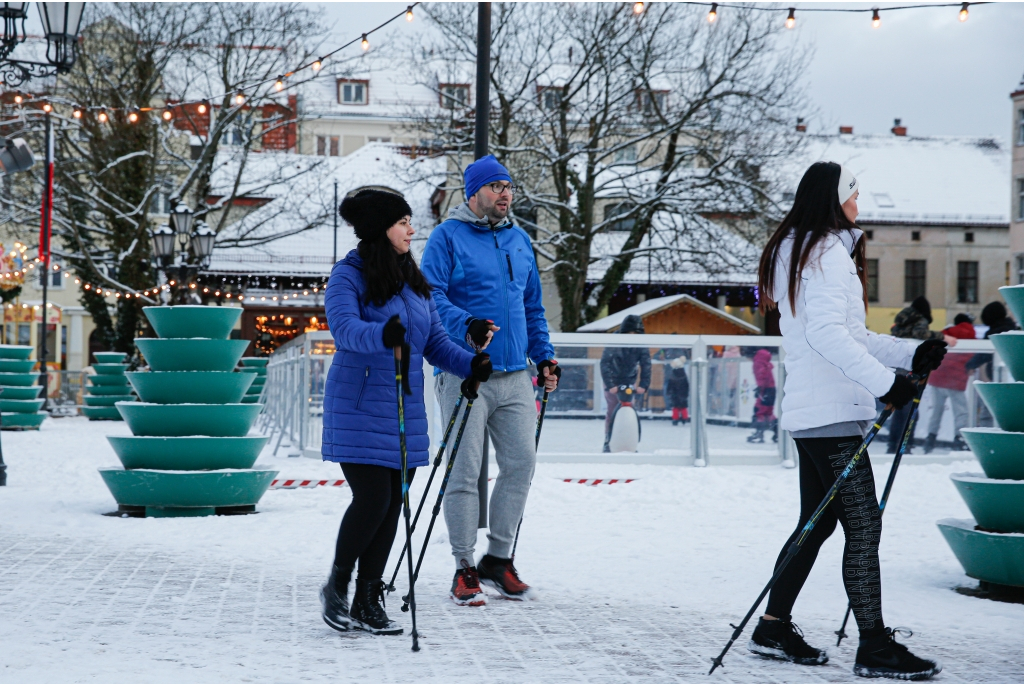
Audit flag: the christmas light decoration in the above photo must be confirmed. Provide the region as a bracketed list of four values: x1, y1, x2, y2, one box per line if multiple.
[707, 3, 718, 23]
[785, 7, 796, 28]
[361, 34, 369, 51]
[872, 8, 881, 28]
[633, 2, 645, 15]
[406, 5, 414, 21]
[959, 2, 969, 21]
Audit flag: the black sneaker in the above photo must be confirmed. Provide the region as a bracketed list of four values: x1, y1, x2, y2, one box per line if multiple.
[854, 628, 941, 680]
[478, 554, 534, 600]
[748, 617, 828, 665]
[350, 578, 403, 635]
[320, 564, 352, 632]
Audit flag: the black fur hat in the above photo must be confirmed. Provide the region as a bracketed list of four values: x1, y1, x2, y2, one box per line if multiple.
[339, 188, 412, 242]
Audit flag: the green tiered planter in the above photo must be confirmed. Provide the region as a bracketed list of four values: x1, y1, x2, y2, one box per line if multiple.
[941, 284, 1024, 588]
[100, 305, 274, 517]
[82, 352, 135, 421]
[0, 345, 45, 430]
[239, 357, 267, 403]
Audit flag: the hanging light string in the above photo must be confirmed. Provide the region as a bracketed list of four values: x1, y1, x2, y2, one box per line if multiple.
[66, 270, 328, 303]
[680, 1, 987, 28]
[1, 4, 420, 120]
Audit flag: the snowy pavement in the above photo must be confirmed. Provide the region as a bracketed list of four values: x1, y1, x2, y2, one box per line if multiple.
[1, 417, 1023, 683]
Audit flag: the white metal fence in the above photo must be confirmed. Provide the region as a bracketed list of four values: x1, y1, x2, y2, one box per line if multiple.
[257, 331, 1001, 466]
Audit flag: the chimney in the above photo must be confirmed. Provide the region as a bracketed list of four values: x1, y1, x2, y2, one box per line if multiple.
[795, 117, 807, 133]
[839, 125, 853, 135]
[891, 118, 907, 136]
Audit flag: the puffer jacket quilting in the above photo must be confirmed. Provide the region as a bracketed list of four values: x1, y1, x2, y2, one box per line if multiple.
[322, 250, 474, 469]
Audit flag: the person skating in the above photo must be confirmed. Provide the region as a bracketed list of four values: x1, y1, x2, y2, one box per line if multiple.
[666, 356, 690, 425]
[753, 161, 947, 679]
[747, 348, 778, 443]
[923, 314, 976, 453]
[599, 315, 651, 452]
[320, 189, 492, 633]
[887, 297, 956, 454]
[420, 155, 560, 606]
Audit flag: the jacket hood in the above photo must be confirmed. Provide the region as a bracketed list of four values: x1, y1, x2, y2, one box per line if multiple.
[619, 314, 645, 334]
[911, 296, 932, 323]
[754, 348, 772, 362]
[339, 248, 363, 269]
[943, 321, 976, 340]
[447, 202, 512, 229]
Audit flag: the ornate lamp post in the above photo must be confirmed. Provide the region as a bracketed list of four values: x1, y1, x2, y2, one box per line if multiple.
[0, 1, 85, 87]
[151, 207, 216, 304]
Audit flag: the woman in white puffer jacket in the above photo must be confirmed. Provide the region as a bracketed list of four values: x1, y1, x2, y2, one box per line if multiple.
[744, 162, 947, 680]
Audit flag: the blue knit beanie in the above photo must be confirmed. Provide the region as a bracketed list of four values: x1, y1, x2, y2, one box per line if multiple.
[464, 155, 512, 200]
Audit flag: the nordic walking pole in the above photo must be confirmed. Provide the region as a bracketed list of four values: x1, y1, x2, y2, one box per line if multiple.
[387, 393, 465, 594]
[510, 387, 549, 559]
[401, 379, 481, 612]
[393, 344, 419, 652]
[835, 372, 931, 646]
[708, 375, 924, 676]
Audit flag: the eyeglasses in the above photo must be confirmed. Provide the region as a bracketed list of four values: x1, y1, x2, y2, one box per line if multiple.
[486, 182, 518, 197]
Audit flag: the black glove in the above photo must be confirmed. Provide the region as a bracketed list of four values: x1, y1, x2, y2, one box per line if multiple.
[536, 359, 562, 385]
[460, 377, 480, 400]
[466, 318, 493, 349]
[382, 314, 405, 349]
[470, 353, 492, 383]
[879, 374, 917, 409]
[911, 339, 948, 375]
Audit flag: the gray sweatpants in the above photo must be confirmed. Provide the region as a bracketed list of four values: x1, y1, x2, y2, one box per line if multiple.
[436, 370, 537, 567]
[927, 386, 968, 438]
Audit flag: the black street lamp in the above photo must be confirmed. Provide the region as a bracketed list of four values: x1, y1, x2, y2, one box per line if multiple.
[151, 224, 175, 265]
[151, 209, 216, 304]
[0, 1, 85, 87]
[190, 220, 215, 268]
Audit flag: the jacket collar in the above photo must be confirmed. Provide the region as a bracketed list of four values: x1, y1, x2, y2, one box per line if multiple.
[836, 228, 864, 256]
[447, 202, 512, 231]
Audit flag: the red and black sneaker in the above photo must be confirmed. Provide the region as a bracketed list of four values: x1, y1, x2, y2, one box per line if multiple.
[477, 554, 534, 600]
[450, 561, 486, 606]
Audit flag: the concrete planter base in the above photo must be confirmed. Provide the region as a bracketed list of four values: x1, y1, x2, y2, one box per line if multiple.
[98, 468, 278, 516]
[951, 473, 1024, 533]
[938, 518, 1024, 588]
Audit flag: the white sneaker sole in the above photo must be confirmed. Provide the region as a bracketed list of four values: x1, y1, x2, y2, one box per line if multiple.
[450, 592, 486, 606]
[480, 578, 536, 601]
[853, 663, 942, 680]
[350, 618, 403, 635]
[748, 639, 829, 665]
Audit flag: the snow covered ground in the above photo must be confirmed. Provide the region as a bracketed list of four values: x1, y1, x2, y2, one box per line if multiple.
[1, 417, 1022, 683]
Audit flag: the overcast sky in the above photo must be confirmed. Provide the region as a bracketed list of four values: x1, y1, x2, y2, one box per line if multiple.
[317, 1, 1024, 140]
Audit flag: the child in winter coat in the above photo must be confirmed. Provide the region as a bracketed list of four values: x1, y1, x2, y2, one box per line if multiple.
[747, 348, 777, 443]
[665, 356, 689, 424]
[923, 313, 976, 453]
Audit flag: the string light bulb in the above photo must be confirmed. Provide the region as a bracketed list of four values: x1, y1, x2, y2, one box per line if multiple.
[361, 34, 369, 51]
[128, 109, 139, 123]
[785, 7, 796, 28]
[959, 2, 968, 21]
[275, 76, 285, 92]
[97, 108, 108, 123]
[42, 102, 52, 113]
[405, 5, 414, 21]
[871, 8, 881, 28]
[707, 3, 718, 23]
[162, 110, 173, 121]
[633, 2, 644, 14]
[72, 106, 82, 119]
[13, 94, 22, 104]
[197, 101, 208, 114]
[234, 92, 245, 106]
[311, 58, 322, 72]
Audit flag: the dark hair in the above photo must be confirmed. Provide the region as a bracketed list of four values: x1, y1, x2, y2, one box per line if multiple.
[757, 161, 865, 315]
[357, 236, 432, 307]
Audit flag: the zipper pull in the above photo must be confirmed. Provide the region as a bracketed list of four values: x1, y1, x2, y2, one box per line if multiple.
[506, 254, 514, 281]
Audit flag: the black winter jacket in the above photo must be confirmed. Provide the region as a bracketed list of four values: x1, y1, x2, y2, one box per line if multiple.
[600, 345, 652, 390]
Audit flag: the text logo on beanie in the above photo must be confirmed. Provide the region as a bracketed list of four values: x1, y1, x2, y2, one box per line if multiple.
[463, 154, 512, 200]
[837, 164, 859, 205]
[339, 188, 412, 242]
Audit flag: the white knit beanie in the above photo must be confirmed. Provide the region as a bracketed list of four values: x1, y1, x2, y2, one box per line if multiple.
[837, 164, 859, 205]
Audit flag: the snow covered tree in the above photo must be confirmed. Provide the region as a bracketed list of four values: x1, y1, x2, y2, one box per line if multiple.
[404, 2, 807, 330]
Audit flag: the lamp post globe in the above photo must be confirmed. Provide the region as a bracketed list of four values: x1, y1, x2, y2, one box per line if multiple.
[151, 224, 175, 265]
[0, 2, 29, 61]
[169, 203, 194, 245]
[37, 2, 85, 71]
[190, 220, 216, 267]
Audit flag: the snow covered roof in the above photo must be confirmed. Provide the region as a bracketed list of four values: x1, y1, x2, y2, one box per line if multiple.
[781, 133, 1011, 227]
[206, 143, 445, 276]
[577, 293, 760, 333]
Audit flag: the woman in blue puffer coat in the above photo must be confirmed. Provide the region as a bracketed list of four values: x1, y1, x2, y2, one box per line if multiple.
[320, 189, 492, 636]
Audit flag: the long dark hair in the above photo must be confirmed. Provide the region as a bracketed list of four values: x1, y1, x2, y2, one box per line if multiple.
[357, 235, 432, 307]
[757, 161, 866, 315]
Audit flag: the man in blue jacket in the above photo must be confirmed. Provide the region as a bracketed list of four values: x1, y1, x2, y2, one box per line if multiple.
[421, 155, 560, 606]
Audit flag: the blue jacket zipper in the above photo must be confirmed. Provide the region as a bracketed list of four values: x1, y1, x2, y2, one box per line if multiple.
[355, 366, 369, 409]
[492, 229, 511, 371]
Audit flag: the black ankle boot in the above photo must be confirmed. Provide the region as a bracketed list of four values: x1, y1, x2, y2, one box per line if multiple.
[350, 578, 403, 635]
[320, 564, 352, 632]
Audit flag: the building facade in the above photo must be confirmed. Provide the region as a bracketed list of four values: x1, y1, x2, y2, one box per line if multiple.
[1011, 74, 1024, 282]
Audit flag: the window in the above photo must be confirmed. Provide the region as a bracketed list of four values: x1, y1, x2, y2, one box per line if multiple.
[1018, 109, 1024, 145]
[866, 230, 874, 240]
[317, 136, 339, 157]
[1018, 255, 1024, 285]
[957, 261, 979, 303]
[439, 83, 469, 109]
[637, 90, 668, 115]
[38, 258, 62, 289]
[338, 80, 368, 105]
[965, 231, 974, 243]
[604, 202, 636, 232]
[866, 258, 879, 302]
[1018, 178, 1024, 221]
[367, 136, 391, 143]
[149, 192, 172, 215]
[614, 144, 637, 164]
[538, 86, 562, 111]
[904, 259, 926, 302]
[911, 230, 921, 241]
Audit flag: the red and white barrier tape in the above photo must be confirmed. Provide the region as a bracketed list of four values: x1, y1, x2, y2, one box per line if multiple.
[269, 477, 636, 490]
[563, 478, 636, 485]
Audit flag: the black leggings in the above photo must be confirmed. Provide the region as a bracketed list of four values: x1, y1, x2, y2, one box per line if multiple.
[765, 436, 884, 636]
[334, 463, 416, 580]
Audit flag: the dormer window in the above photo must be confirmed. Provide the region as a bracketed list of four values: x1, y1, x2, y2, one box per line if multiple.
[439, 83, 469, 109]
[537, 86, 563, 111]
[338, 79, 369, 105]
[637, 90, 668, 115]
